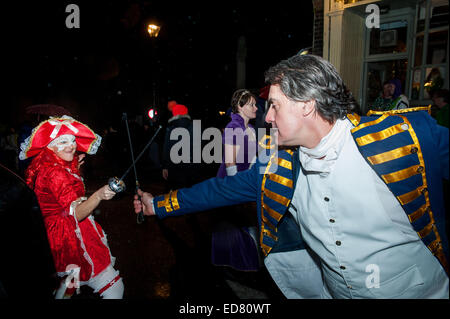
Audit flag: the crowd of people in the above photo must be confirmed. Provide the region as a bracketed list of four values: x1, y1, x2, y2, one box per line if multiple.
[1, 52, 449, 299]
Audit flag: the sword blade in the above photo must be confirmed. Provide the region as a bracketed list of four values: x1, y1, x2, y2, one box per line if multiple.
[119, 125, 162, 181]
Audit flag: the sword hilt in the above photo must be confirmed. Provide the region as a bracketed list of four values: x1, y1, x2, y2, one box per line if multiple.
[135, 182, 145, 224]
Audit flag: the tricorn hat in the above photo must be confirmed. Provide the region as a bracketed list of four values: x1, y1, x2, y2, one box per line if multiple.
[19, 115, 102, 160]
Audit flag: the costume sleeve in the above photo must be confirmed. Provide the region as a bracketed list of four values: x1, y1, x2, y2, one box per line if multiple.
[224, 123, 245, 146]
[154, 160, 259, 218]
[47, 167, 84, 214]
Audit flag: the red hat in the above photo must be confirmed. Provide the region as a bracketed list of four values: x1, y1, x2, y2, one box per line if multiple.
[19, 115, 102, 160]
[171, 104, 188, 116]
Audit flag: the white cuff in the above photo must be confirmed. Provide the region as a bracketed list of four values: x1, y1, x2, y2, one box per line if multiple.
[69, 197, 87, 216]
[226, 165, 237, 176]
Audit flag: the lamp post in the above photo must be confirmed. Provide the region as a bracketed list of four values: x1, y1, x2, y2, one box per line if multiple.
[147, 23, 161, 121]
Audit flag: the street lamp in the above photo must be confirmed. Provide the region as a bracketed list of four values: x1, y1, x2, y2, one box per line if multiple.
[147, 23, 161, 124]
[147, 24, 161, 38]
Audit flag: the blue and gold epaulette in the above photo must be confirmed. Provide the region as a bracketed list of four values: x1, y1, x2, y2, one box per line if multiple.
[348, 108, 449, 275]
[260, 149, 295, 256]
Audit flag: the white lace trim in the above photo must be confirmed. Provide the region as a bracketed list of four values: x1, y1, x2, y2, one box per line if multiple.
[65, 167, 84, 183]
[19, 130, 34, 160]
[69, 197, 95, 280]
[87, 134, 102, 155]
[87, 215, 116, 267]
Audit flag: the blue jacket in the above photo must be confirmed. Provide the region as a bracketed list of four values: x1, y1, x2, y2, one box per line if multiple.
[154, 108, 449, 276]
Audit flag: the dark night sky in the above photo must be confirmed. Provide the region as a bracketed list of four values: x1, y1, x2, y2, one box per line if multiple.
[2, 1, 313, 130]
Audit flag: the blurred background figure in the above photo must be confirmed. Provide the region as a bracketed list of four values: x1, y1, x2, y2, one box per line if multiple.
[372, 78, 409, 111]
[161, 103, 198, 190]
[431, 89, 449, 128]
[212, 89, 263, 285]
[0, 126, 19, 173]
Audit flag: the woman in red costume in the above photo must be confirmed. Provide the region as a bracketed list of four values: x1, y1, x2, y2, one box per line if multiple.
[19, 115, 124, 299]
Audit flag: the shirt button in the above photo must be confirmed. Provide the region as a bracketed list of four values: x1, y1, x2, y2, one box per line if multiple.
[336, 240, 341, 246]
[324, 197, 330, 202]
[347, 285, 352, 289]
[340, 266, 346, 270]
[329, 218, 335, 223]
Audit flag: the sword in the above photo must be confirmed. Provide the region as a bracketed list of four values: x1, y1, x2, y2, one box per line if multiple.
[122, 113, 144, 224]
[108, 124, 162, 223]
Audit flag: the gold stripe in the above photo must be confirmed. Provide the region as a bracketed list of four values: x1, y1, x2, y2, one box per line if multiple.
[397, 187, 422, 205]
[408, 203, 428, 223]
[261, 214, 276, 231]
[258, 135, 275, 149]
[285, 149, 294, 155]
[260, 152, 277, 253]
[428, 239, 441, 253]
[367, 144, 416, 165]
[366, 106, 431, 117]
[346, 113, 361, 127]
[264, 189, 291, 207]
[268, 174, 293, 188]
[157, 193, 173, 213]
[381, 165, 420, 184]
[356, 123, 405, 146]
[418, 222, 434, 239]
[170, 190, 180, 210]
[351, 113, 389, 133]
[262, 228, 277, 241]
[263, 204, 283, 221]
[261, 243, 271, 256]
[277, 157, 292, 170]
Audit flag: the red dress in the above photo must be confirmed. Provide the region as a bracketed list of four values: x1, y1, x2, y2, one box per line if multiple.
[27, 149, 114, 283]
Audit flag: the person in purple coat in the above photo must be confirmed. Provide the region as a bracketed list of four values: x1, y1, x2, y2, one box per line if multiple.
[217, 89, 258, 178]
[212, 89, 261, 277]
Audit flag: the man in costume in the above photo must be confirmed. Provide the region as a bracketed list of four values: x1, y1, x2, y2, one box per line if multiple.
[20, 115, 124, 299]
[134, 54, 449, 298]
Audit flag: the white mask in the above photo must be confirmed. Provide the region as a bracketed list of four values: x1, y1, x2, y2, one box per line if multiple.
[48, 134, 76, 152]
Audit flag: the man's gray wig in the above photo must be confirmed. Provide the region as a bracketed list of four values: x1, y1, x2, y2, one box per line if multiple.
[264, 54, 360, 123]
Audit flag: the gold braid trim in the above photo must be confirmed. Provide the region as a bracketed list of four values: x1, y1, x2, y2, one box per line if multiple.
[366, 106, 431, 116]
[367, 144, 416, 165]
[408, 203, 428, 223]
[260, 152, 279, 256]
[356, 123, 406, 147]
[381, 165, 421, 184]
[268, 173, 293, 188]
[157, 193, 173, 213]
[396, 115, 449, 275]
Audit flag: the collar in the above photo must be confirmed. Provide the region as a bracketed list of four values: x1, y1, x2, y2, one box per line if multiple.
[299, 118, 354, 176]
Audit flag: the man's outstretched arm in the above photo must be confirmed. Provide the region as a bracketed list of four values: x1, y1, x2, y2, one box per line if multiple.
[134, 162, 259, 218]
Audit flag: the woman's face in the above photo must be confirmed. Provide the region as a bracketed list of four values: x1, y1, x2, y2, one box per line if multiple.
[47, 134, 77, 162]
[239, 97, 258, 120]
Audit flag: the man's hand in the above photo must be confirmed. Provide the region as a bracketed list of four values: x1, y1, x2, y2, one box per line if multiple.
[134, 188, 155, 216]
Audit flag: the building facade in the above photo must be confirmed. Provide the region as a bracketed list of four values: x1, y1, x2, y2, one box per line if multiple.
[314, 0, 448, 114]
